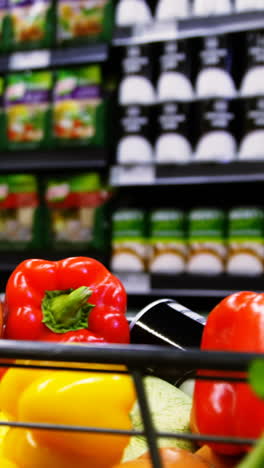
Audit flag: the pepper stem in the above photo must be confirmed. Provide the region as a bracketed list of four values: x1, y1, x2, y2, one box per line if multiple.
[42, 286, 94, 334]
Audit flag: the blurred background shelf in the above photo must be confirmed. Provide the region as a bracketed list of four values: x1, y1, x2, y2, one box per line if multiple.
[0, 148, 107, 173]
[110, 162, 264, 187]
[116, 272, 264, 297]
[0, 44, 109, 72]
[113, 11, 264, 46]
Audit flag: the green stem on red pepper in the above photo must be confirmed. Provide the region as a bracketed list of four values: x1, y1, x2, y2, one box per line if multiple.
[42, 286, 94, 334]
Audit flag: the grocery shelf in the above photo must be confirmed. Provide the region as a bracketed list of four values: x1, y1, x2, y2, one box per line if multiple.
[0, 43, 109, 72]
[110, 161, 264, 187]
[115, 272, 264, 298]
[0, 249, 108, 273]
[113, 10, 264, 46]
[0, 147, 107, 173]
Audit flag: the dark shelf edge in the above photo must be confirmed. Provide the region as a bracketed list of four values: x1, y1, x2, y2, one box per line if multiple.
[110, 161, 264, 187]
[0, 43, 109, 73]
[113, 11, 264, 46]
[0, 147, 107, 173]
[116, 272, 264, 298]
[0, 248, 109, 272]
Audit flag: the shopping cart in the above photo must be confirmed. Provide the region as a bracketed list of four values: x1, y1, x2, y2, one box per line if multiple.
[0, 339, 261, 468]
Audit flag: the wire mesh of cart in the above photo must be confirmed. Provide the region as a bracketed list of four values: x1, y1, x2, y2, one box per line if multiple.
[0, 339, 262, 467]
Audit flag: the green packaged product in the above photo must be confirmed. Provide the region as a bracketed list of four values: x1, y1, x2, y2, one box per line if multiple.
[0, 174, 42, 250]
[57, 0, 114, 45]
[0, 76, 6, 149]
[46, 173, 111, 251]
[7, 0, 54, 50]
[5, 71, 52, 150]
[53, 66, 105, 147]
[227, 207, 264, 276]
[0, 0, 8, 52]
[187, 208, 226, 275]
[149, 209, 187, 274]
[111, 209, 148, 272]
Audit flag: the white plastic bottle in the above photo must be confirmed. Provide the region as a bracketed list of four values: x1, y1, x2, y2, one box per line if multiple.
[236, 0, 264, 12]
[155, 0, 191, 20]
[193, 0, 233, 16]
[115, 0, 152, 27]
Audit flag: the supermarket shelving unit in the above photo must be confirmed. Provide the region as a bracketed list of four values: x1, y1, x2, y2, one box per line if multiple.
[0, 11, 264, 308]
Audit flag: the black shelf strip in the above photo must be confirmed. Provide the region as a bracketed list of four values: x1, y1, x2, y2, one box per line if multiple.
[113, 11, 264, 46]
[151, 273, 264, 297]
[0, 249, 108, 273]
[0, 147, 107, 172]
[115, 272, 264, 298]
[110, 161, 264, 187]
[179, 10, 264, 38]
[0, 43, 109, 73]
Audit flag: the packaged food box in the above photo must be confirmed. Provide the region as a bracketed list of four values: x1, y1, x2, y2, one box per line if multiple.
[7, 0, 54, 50]
[5, 71, 52, 150]
[57, 0, 114, 45]
[0, 174, 42, 250]
[46, 173, 111, 251]
[111, 209, 148, 272]
[0, 0, 8, 51]
[53, 66, 105, 147]
[187, 208, 226, 275]
[227, 207, 264, 276]
[149, 209, 187, 274]
[0, 76, 6, 149]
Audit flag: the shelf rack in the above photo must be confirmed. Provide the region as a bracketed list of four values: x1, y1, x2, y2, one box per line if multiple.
[115, 272, 264, 298]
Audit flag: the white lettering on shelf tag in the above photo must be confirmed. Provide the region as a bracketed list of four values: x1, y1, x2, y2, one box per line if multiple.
[116, 273, 151, 294]
[10, 51, 51, 71]
[110, 165, 155, 186]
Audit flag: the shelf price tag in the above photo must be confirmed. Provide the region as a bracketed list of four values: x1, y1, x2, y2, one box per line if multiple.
[116, 273, 151, 294]
[110, 165, 155, 186]
[9, 50, 51, 70]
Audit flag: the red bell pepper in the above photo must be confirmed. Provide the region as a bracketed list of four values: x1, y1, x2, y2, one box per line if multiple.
[192, 291, 264, 456]
[4, 257, 129, 344]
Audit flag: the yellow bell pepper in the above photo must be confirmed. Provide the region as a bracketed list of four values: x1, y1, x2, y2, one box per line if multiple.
[0, 363, 136, 468]
[3, 428, 98, 468]
[0, 457, 18, 468]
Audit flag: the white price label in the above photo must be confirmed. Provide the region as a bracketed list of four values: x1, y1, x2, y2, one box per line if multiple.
[133, 19, 178, 43]
[110, 165, 155, 186]
[117, 273, 151, 294]
[10, 50, 51, 70]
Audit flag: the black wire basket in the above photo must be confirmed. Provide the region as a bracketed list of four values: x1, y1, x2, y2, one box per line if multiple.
[0, 339, 262, 468]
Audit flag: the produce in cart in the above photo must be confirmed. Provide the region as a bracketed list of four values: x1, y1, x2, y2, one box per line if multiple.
[4, 256, 129, 344]
[191, 291, 264, 455]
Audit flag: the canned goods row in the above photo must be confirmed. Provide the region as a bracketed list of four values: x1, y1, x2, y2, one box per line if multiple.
[111, 207, 264, 276]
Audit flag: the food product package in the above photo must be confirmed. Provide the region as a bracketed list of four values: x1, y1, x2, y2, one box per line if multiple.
[0, 174, 42, 250]
[111, 208, 148, 272]
[187, 208, 227, 275]
[57, 0, 114, 45]
[53, 66, 105, 147]
[149, 209, 187, 273]
[7, 0, 54, 50]
[226, 207, 264, 276]
[45, 173, 111, 251]
[0, 0, 8, 52]
[5, 71, 52, 150]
